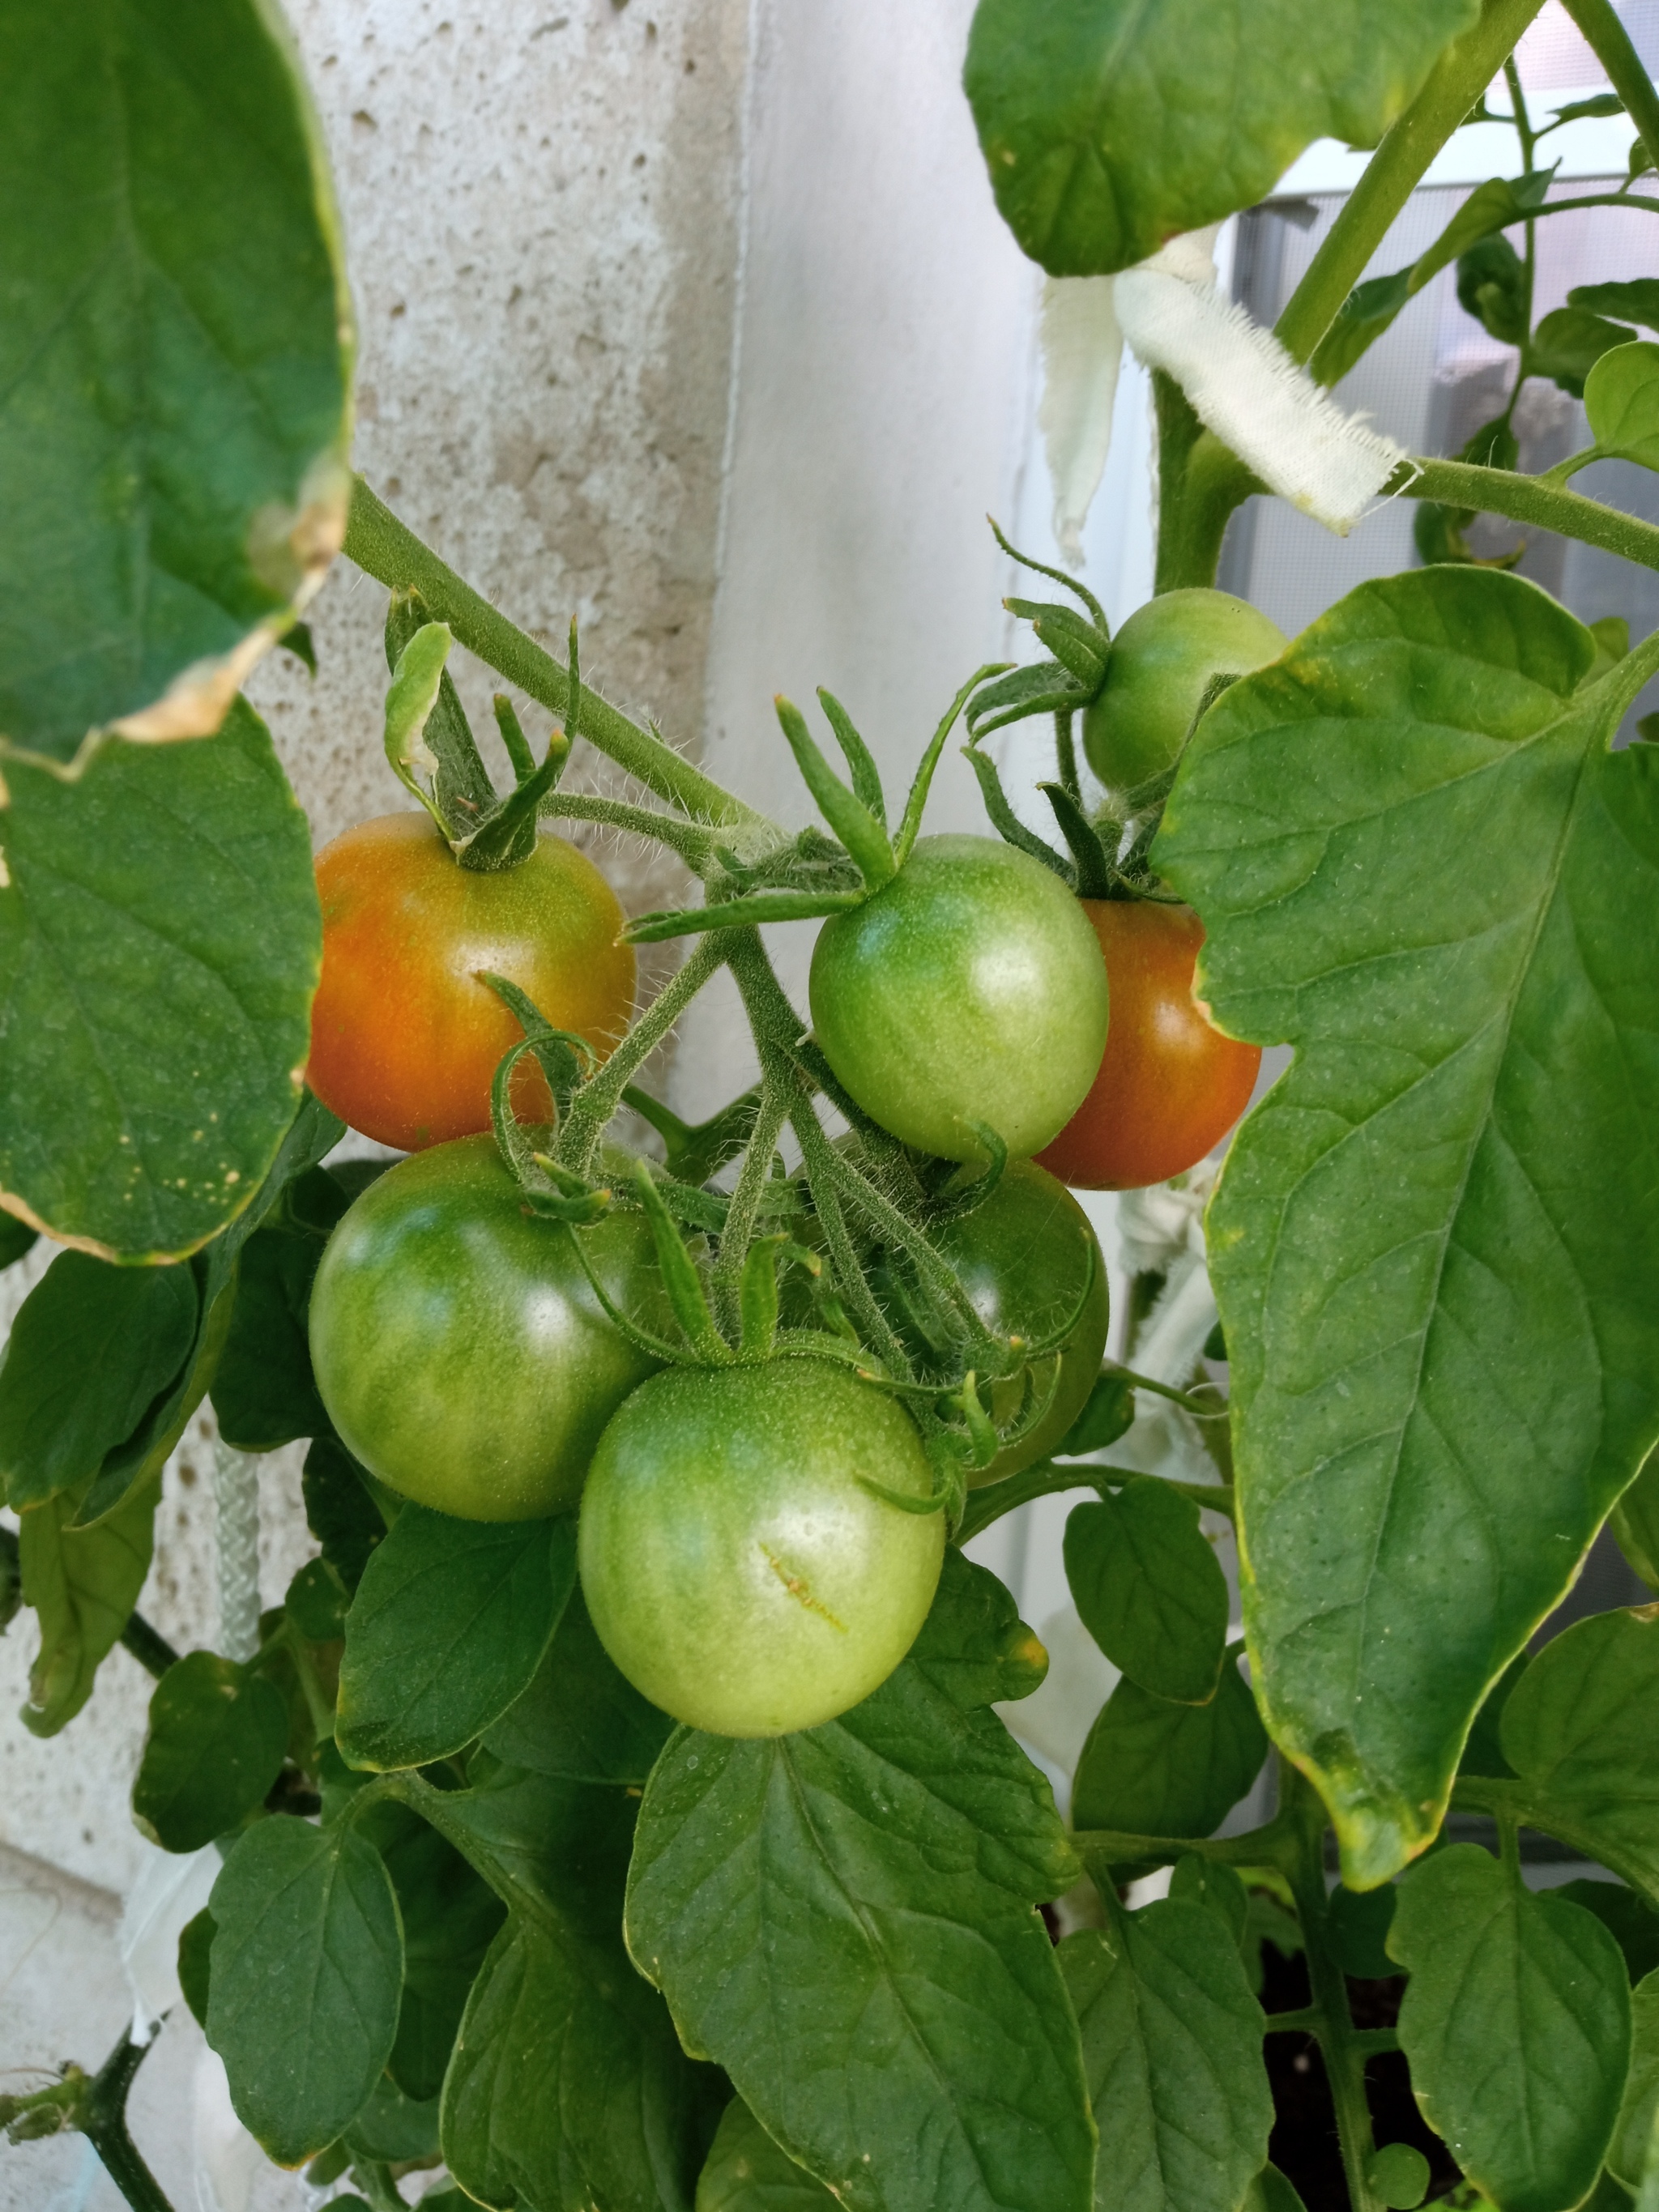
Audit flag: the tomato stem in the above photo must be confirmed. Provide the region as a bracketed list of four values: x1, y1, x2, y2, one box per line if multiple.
[344, 477, 781, 850]
[710, 1070, 797, 1338]
[553, 935, 728, 1174]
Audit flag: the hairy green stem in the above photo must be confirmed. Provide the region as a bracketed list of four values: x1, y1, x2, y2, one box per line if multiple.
[538, 791, 719, 868]
[1281, 1768, 1382, 2212]
[343, 479, 776, 846]
[710, 1068, 795, 1336]
[83, 2033, 175, 2212]
[1276, 0, 1549, 366]
[1452, 1775, 1659, 1912]
[787, 1106, 913, 1372]
[554, 936, 727, 1173]
[1073, 1805, 1298, 1877]
[954, 1459, 1235, 1546]
[1401, 456, 1659, 566]
[1562, 0, 1659, 181]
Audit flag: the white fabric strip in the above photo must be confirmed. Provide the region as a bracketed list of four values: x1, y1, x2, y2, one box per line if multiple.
[1038, 274, 1124, 566]
[1038, 226, 1410, 554]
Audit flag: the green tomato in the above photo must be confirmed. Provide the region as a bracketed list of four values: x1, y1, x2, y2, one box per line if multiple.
[916, 1161, 1109, 1486]
[1082, 589, 1287, 809]
[808, 834, 1108, 1162]
[309, 1134, 664, 1521]
[578, 1358, 945, 1736]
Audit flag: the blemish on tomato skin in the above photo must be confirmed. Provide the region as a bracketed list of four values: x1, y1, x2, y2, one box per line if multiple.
[758, 1544, 847, 1631]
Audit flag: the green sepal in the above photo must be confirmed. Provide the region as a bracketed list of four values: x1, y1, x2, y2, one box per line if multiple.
[456, 618, 581, 872]
[962, 743, 1074, 883]
[623, 1084, 761, 1186]
[1038, 782, 1114, 898]
[817, 688, 889, 829]
[965, 658, 1092, 739]
[382, 620, 459, 836]
[629, 1159, 728, 1361]
[384, 587, 497, 837]
[987, 515, 1109, 630]
[492, 694, 538, 783]
[893, 665, 1009, 868]
[774, 696, 896, 887]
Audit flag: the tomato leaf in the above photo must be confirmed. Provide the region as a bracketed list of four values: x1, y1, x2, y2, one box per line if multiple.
[699, 2099, 838, 2210]
[207, 1816, 403, 2167]
[356, 1805, 505, 2105]
[301, 1435, 388, 1592]
[1571, 280, 1659, 332]
[1390, 1844, 1631, 2212]
[0, 701, 322, 1260]
[16, 1476, 160, 1735]
[1071, 1652, 1267, 1843]
[1058, 1901, 1272, 2212]
[1064, 1484, 1229, 1704]
[424, 1768, 716, 2212]
[177, 1907, 215, 2032]
[962, 0, 1478, 276]
[625, 1554, 1092, 2212]
[343, 2074, 441, 2167]
[1499, 1607, 1659, 1903]
[210, 1221, 330, 1451]
[1610, 1969, 1659, 2191]
[483, 1580, 672, 1786]
[1531, 307, 1637, 399]
[0, 1254, 198, 1510]
[0, 0, 350, 768]
[337, 1508, 576, 1771]
[1586, 341, 1659, 469]
[131, 1651, 288, 1853]
[1555, 1882, 1659, 1987]
[1154, 568, 1659, 1885]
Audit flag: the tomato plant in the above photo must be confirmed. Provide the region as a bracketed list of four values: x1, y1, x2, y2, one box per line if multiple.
[808, 832, 1108, 1161]
[1035, 899, 1262, 1190]
[11, 6, 1659, 2212]
[308, 812, 635, 1152]
[309, 1135, 664, 1521]
[578, 1358, 945, 1736]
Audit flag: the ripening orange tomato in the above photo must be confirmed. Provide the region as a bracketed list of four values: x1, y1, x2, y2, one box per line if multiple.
[1035, 899, 1260, 1191]
[307, 812, 634, 1151]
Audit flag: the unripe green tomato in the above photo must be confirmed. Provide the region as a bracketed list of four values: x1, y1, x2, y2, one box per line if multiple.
[578, 1359, 945, 1736]
[1082, 590, 1287, 809]
[309, 1135, 665, 1521]
[927, 1161, 1110, 1486]
[808, 834, 1108, 1162]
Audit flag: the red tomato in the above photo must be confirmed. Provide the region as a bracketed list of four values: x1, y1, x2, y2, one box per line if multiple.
[307, 813, 635, 1151]
[1035, 899, 1260, 1191]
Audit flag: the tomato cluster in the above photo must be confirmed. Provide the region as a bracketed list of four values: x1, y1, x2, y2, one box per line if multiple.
[306, 603, 1268, 1734]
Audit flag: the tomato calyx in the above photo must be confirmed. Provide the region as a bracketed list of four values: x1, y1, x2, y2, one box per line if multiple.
[619, 664, 1011, 947]
[381, 586, 581, 875]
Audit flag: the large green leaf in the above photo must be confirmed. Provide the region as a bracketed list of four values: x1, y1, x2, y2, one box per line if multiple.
[1071, 1652, 1268, 1842]
[356, 1801, 505, 2105]
[0, 701, 322, 1260]
[337, 1509, 576, 1771]
[425, 1768, 714, 2212]
[1154, 568, 1659, 1886]
[209, 1176, 344, 1448]
[1064, 1483, 1229, 1704]
[1390, 1844, 1630, 2212]
[1610, 1971, 1659, 2192]
[0, 1251, 197, 1507]
[17, 1474, 159, 1734]
[484, 1581, 673, 1786]
[962, 0, 1478, 275]
[1058, 1903, 1272, 2212]
[625, 1554, 1093, 2212]
[131, 1650, 288, 1852]
[697, 2100, 836, 2212]
[207, 1815, 403, 2167]
[0, 0, 351, 769]
[1499, 1607, 1659, 1902]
